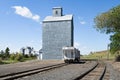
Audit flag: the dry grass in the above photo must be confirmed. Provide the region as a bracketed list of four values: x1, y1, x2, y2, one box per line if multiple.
[82, 50, 115, 60]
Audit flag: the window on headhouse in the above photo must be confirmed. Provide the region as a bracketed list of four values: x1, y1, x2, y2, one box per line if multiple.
[55, 11, 58, 15]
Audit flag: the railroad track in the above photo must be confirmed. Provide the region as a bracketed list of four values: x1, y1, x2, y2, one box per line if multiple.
[74, 61, 106, 80]
[0, 63, 68, 80]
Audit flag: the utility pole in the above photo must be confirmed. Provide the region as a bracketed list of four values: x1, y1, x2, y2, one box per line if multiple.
[107, 44, 110, 60]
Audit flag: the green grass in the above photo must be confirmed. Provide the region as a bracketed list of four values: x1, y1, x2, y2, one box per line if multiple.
[23, 57, 37, 61]
[81, 50, 115, 60]
[1, 60, 18, 64]
[0, 58, 37, 65]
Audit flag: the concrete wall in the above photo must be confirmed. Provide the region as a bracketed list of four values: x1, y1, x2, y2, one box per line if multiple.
[42, 20, 73, 59]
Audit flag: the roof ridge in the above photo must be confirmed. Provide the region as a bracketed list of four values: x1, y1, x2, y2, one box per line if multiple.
[43, 15, 73, 22]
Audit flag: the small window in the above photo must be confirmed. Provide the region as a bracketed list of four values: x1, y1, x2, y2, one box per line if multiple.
[55, 11, 58, 14]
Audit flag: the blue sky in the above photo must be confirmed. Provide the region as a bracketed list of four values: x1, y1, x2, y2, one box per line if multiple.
[0, 0, 120, 55]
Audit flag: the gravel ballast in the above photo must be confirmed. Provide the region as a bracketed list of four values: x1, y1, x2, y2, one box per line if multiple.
[0, 60, 64, 76]
[17, 61, 97, 80]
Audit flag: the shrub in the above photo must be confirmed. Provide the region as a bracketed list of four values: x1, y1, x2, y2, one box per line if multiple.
[15, 53, 24, 62]
[0, 58, 2, 63]
[30, 54, 37, 59]
[24, 54, 29, 58]
[10, 54, 15, 60]
[115, 52, 120, 61]
[0, 53, 6, 60]
[115, 55, 120, 61]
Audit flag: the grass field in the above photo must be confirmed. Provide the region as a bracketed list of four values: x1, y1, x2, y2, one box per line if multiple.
[0, 58, 37, 65]
[82, 50, 115, 60]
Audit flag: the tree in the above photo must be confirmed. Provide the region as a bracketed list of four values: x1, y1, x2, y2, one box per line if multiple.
[94, 5, 120, 34]
[26, 47, 34, 56]
[110, 32, 120, 54]
[94, 5, 120, 54]
[20, 47, 25, 55]
[0, 50, 4, 54]
[5, 47, 10, 58]
[0, 50, 5, 59]
[15, 53, 24, 62]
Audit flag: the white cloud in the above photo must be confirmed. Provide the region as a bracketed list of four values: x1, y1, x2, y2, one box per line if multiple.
[78, 16, 83, 20]
[26, 40, 42, 51]
[32, 15, 40, 22]
[74, 42, 90, 55]
[80, 21, 86, 25]
[78, 16, 86, 25]
[74, 42, 80, 49]
[12, 6, 40, 22]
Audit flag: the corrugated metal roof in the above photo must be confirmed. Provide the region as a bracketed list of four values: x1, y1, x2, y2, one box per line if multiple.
[43, 15, 73, 22]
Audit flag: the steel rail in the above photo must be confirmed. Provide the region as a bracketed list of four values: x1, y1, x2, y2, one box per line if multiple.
[74, 61, 106, 80]
[74, 62, 98, 80]
[0, 63, 67, 80]
[98, 62, 106, 80]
